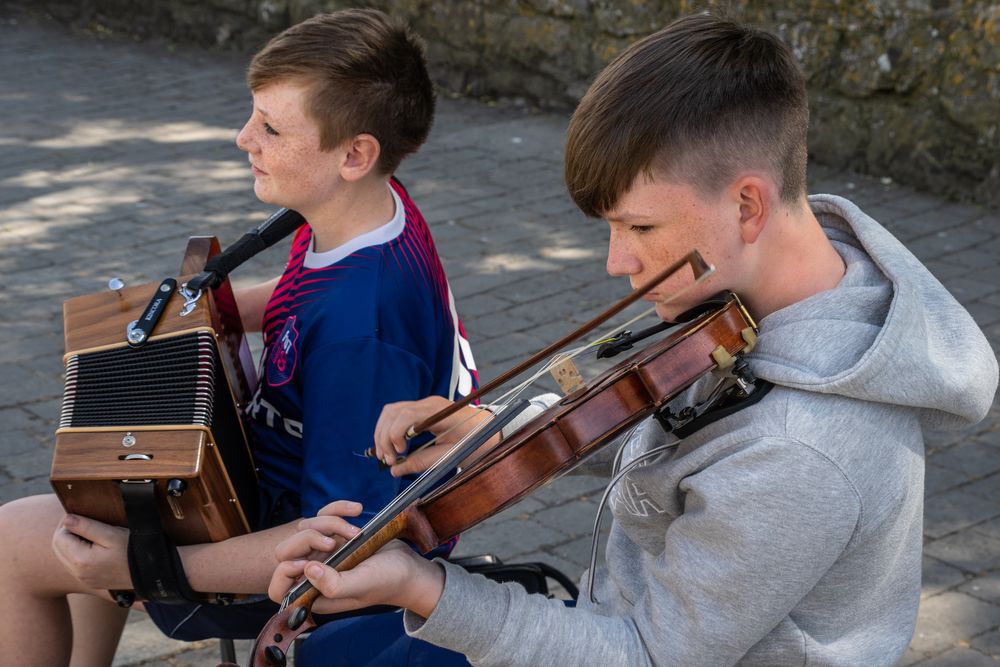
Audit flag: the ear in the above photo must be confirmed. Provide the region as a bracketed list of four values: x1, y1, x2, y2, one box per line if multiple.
[339, 133, 382, 182]
[732, 175, 771, 245]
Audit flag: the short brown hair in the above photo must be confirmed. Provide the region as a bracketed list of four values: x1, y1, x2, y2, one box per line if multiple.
[565, 14, 809, 217]
[248, 8, 435, 174]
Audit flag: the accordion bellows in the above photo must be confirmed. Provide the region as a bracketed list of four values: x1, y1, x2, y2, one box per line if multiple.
[61, 332, 219, 428]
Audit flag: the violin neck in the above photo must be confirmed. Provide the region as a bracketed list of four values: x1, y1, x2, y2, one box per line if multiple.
[334, 506, 437, 571]
[284, 504, 437, 607]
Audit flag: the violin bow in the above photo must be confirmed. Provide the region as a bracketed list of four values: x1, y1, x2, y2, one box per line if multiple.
[405, 250, 714, 438]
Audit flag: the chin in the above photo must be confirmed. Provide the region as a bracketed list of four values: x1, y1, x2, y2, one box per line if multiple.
[252, 184, 279, 206]
[657, 302, 706, 324]
[654, 304, 680, 322]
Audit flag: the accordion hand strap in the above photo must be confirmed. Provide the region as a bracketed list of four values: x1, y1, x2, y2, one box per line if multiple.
[118, 481, 223, 605]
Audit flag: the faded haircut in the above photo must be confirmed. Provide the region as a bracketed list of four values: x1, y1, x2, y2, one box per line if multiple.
[565, 14, 809, 218]
[248, 8, 435, 174]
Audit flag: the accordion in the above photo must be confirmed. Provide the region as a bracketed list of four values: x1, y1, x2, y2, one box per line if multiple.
[50, 237, 259, 546]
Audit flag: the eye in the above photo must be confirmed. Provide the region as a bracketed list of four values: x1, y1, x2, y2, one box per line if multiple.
[264, 123, 279, 136]
[629, 225, 653, 234]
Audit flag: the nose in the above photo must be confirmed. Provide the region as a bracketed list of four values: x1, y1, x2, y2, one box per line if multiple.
[606, 229, 641, 279]
[235, 118, 256, 154]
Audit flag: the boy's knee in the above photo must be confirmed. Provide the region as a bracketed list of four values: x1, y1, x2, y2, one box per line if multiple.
[0, 494, 64, 549]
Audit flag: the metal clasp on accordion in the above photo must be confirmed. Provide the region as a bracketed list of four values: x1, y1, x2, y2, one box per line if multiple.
[178, 283, 202, 317]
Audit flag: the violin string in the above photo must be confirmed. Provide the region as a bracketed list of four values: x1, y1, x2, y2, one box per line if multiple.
[491, 304, 662, 399]
[405, 303, 677, 472]
[544, 267, 718, 371]
[380, 306, 663, 465]
[284, 401, 530, 607]
[392, 268, 718, 462]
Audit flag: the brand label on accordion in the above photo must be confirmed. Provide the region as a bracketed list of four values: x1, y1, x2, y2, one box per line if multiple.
[267, 315, 299, 387]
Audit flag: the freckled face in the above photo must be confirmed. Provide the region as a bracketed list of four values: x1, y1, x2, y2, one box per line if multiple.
[235, 80, 345, 212]
[603, 176, 743, 322]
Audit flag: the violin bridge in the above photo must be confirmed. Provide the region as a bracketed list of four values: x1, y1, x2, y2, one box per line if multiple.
[550, 357, 585, 394]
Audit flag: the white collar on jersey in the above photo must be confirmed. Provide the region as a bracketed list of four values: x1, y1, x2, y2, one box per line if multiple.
[303, 183, 405, 269]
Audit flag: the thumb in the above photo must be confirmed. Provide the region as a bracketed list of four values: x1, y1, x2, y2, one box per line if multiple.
[303, 561, 343, 599]
[62, 514, 117, 547]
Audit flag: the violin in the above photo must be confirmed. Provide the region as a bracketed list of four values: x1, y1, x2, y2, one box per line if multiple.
[222, 253, 759, 667]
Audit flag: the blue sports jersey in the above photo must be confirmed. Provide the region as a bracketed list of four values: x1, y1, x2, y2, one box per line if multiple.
[245, 179, 477, 522]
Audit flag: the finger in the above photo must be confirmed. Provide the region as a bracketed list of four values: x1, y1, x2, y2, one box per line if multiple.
[301, 561, 343, 599]
[60, 514, 117, 548]
[51, 526, 97, 575]
[300, 560, 388, 607]
[390, 411, 413, 455]
[315, 500, 363, 519]
[395, 397, 452, 439]
[275, 528, 344, 562]
[389, 443, 452, 477]
[381, 413, 411, 462]
[268, 560, 307, 603]
[374, 434, 399, 466]
[295, 515, 362, 543]
[294, 562, 376, 615]
[374, 402, 416, 461]
[51, 527, 85, 559]
[431, 401, 483, 437]
[372, 407, 391, 461]
[302, 541, 413, 602]
[386, 424, 407, 462]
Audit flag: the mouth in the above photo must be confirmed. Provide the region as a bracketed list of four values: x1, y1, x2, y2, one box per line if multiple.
[632, 283, 659, 299]
[250, 163, 268, 176]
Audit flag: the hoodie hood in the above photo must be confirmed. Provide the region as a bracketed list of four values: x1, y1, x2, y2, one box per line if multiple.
[750, 194, 997, 430]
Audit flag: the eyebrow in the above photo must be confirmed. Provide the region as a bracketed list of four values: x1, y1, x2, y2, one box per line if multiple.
[605, 211, 653, 223]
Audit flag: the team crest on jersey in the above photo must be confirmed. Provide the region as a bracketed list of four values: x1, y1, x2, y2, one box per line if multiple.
[267, 316, 299, 387]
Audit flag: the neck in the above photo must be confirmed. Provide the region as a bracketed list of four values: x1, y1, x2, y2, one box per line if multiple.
[304, 176, 395, 253]
[743, 198, 846, 319]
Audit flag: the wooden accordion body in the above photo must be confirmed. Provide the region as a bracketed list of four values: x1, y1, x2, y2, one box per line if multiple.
[50, 238, 259, 545]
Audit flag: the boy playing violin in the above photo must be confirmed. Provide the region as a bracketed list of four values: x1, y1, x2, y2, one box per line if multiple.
[272, 13, 997, 667]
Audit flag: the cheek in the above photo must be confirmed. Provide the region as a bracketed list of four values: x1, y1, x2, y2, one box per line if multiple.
[644, 233, 678, 269]
[292, 146, 339, 181]
[271, 149, 316, 182]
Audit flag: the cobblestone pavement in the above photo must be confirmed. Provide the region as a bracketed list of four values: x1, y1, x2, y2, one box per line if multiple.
[1, 13, 998, 667]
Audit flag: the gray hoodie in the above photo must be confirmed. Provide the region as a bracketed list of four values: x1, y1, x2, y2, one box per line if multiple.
[405, 195, 998, 666]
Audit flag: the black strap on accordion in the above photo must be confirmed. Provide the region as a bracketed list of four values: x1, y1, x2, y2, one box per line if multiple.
[116, 481, 224, 606]
[184, 177, 407, 292]
[186, 207, 304, 292]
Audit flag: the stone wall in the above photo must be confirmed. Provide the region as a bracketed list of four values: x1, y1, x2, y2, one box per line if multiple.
[21, 0, 1000, 206]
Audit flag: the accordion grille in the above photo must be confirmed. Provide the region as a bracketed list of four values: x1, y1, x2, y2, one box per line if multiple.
[61, 331, 218, 429]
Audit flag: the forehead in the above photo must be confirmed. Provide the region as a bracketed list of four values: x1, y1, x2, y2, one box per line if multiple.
[251, 80, 318, 129]
[603, 173, 705, 222]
